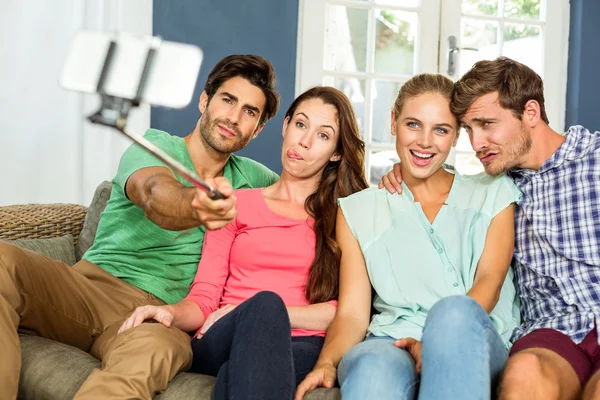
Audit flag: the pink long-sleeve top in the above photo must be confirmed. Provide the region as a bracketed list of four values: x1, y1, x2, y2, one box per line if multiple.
[184, 188, 334, 337]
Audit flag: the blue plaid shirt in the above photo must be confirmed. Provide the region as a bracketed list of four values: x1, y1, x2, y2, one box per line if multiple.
[509, 126, 600, 344]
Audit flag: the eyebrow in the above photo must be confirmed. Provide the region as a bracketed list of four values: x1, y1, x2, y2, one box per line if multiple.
[219, 92, 262, 114]
[404, 117, 454, 129]
[464, 117, 498, 126]
[297, 112, 336, 133]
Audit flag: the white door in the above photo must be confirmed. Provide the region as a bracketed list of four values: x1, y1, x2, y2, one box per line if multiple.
[296, 0, 570, 180]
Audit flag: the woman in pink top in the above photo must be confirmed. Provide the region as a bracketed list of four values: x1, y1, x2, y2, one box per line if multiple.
[120, 86, 368, 399]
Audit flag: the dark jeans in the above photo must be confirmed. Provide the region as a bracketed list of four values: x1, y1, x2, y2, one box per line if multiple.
[190, 291, 325, 400]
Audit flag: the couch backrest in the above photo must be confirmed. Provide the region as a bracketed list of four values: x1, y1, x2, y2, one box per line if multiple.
[74, 181, 113, 260]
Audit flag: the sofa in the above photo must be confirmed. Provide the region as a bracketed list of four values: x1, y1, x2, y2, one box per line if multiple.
[0, 181, 340, 400]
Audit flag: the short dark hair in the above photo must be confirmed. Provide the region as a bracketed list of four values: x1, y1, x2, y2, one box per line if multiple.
[452, 57, 549, 124]
[203, 54, 280, 126]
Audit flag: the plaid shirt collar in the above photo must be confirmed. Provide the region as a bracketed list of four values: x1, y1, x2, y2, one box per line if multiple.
[509, 125, 587, 179]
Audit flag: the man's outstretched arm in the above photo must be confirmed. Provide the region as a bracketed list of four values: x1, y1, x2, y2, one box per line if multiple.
[126, 166, 236, 231]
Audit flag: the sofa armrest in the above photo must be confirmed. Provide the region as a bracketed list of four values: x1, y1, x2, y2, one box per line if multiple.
[0, 204, 87, 243]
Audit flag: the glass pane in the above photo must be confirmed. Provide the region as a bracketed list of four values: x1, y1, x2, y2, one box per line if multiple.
[328, 76, 367, 137]
[502, 24, 543, 76]
[324, 6, 368, 73]
[369, 150, 400, 186]
[461, 0, 498, 16]
[371, 80, 403, 144]
[374, 10, 417, 75]
[459, 18, 499, 77]
[504, 0, 541, 20]
[374, 0, 420, 7]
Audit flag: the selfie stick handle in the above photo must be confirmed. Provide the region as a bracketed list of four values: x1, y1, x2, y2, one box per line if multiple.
[123, 125, 226, 198]
[87, 38, 225, 200]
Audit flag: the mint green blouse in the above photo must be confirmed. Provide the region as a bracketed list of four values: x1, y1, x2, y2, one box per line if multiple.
[339, 168, 522, 349]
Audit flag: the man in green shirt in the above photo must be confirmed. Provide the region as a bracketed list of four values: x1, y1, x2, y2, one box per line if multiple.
[0, 54, 280, 399]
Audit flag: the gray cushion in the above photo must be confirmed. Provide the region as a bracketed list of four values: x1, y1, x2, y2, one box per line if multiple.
[305, 388, 341, 400]
[18, 334, 98, 399]
[75, 181, 112, 260]
[154, 372, 216, 399]
[7, 235, 76, 266]
[18, 335, 340, 399]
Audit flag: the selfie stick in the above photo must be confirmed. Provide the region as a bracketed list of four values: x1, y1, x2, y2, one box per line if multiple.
[87, 38, 225, 200]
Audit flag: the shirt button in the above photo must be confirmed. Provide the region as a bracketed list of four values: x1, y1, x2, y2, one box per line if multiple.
[590, 323, 595, 329]
[453, 283, 459, 287]
[589, 312, 595, 318]
[437, 247, 443, 254]
[535, 209, 544, 215]
[429, 228, 434, 234]
[567, 306, 575, 312]
[565, 297, 573, 303]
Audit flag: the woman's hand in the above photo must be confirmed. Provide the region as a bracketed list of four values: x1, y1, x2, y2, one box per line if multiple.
[118, 305, 175, 334]
[196, 304, 236, 339]
[295, 362, 337, 400]
[394, 337, 422, 374]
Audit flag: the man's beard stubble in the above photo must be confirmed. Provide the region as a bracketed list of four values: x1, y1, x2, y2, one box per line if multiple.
[199, 108, 252, 154]
[478, 126, 532, 176]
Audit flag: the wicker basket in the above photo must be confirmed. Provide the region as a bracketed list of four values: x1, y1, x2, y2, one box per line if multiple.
[0, 204, 88, 243]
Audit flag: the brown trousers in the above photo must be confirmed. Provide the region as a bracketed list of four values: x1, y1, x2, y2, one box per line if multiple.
[0, 242, 193, 400]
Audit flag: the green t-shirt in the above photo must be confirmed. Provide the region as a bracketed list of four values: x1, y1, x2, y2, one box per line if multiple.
[83, 129, 279, 304]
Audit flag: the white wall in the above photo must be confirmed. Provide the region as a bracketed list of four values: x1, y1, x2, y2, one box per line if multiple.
[0, 0, 152, 206]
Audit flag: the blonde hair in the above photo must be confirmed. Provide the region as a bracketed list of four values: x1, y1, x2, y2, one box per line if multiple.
[393, 73, 456, 125]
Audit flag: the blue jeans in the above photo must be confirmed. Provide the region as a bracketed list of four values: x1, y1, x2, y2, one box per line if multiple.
[190, 291, 324, 400]
[339, 296, 508, 400]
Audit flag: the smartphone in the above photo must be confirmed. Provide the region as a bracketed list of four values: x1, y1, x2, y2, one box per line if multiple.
[59, 30, 203, 109]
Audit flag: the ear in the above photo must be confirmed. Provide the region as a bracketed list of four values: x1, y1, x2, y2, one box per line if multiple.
[282, 116, 290, 139]
[391, 110, 398, 136]
[523, 99, 542, 127]
[330, 152, 342, 162]
[199, 91, 209, 114]
[252, 123, 265, 139]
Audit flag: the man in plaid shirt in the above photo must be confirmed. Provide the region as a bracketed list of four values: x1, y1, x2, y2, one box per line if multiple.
[451, 58, 600, 400]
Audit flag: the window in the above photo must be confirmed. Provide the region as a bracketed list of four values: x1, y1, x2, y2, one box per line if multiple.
[297, 0, 570, 180]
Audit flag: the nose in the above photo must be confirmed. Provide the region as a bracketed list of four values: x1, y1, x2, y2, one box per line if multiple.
[469, 129, 486, 152]
[226, 106, 241, 125]
[298, 130, 311, 149]
[416, 129, 433, 148]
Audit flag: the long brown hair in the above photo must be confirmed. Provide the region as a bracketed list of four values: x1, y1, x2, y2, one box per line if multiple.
[285, 87, 369, 303]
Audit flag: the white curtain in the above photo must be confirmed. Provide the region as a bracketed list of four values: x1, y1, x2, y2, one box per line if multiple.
[0, 0, 152, 206]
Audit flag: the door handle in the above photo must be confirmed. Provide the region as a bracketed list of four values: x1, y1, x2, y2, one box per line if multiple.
[447, 35, 479, 77]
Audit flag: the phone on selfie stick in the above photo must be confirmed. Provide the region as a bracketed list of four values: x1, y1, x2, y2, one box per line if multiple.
[59, 30, 225, 200]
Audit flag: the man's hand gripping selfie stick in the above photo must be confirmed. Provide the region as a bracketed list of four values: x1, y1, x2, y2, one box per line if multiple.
[87, 38, 225, 200]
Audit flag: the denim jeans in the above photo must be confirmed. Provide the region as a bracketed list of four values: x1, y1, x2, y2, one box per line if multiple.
[338, 295, 508, 400]
[190, 291, 324, 400]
